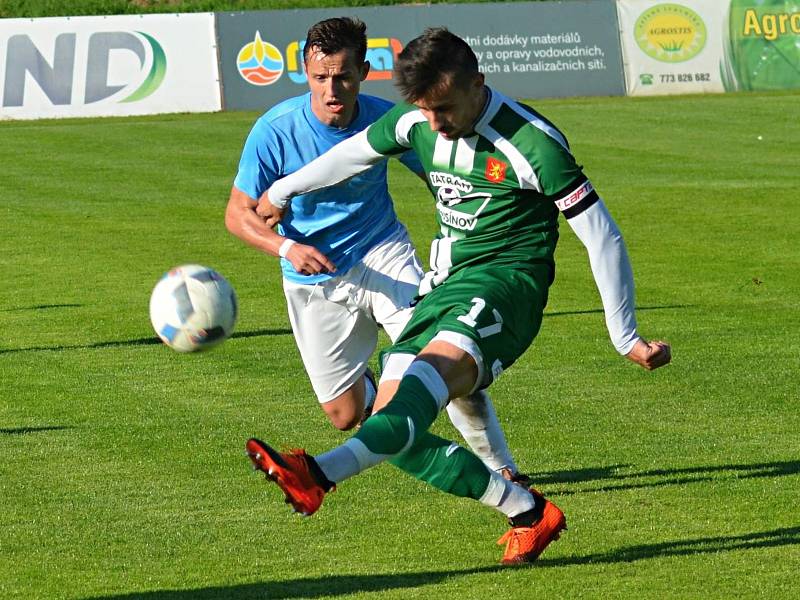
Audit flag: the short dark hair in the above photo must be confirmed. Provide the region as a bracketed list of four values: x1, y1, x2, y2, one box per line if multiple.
[303, 17, 367, 64]
[394, 28, 480, 102]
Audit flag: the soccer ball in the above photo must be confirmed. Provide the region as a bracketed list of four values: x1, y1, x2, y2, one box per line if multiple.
[149, 264, 238, 352]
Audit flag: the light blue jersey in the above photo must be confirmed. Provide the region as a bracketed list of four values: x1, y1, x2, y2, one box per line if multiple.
[234, 93, 422, 284]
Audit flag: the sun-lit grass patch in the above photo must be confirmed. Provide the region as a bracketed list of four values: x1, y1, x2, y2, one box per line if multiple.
[1, 91, 799, 599]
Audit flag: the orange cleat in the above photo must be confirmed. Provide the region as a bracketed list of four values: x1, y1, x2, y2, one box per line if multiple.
[497, 488, 566, 565]
[245, 438, 333, 516]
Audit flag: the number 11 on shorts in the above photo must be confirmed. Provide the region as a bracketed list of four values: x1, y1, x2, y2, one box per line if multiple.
[457, 297, 503, 338]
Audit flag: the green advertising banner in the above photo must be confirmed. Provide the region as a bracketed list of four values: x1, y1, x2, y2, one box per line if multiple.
[619, 0, 800, 95]
[723, 0, 800, 91]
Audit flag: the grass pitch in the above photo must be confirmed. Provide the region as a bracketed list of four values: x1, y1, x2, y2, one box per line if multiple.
[1, 91, 799, 599]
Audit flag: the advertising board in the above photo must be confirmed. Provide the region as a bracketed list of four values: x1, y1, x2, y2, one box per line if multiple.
[0, 13, 221, 119]
[216, 1, 626, 111]
[618, 0, 800, 95]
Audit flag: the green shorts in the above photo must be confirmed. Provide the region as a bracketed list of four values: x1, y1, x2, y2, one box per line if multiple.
[382, 262, 552, 388]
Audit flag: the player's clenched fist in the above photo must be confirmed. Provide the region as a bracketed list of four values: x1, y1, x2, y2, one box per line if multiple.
[626, 339, 672, 370]
[256, 191, 286, 228]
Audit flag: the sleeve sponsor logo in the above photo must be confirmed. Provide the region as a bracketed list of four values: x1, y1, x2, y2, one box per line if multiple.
[554, 180, 594, 212]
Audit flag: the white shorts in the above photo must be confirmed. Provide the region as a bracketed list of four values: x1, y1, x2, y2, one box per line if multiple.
[283, 225, 422, 403]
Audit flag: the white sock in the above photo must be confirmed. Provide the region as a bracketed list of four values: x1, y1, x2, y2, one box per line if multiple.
[447, 390, 519, 473]
[479, 470, 535, 518]
[315, 442, 361, 484]
[316, 436, 398, 484]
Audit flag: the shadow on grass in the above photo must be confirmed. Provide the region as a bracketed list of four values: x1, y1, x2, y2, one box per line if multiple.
[85, 526, 800, 599]
[545, 304, 690, 318]
[0, 328, 293, 355]
[536, 460, 800, 496]
[542, 525, 800, 567]
[85, 566, 505, 600]
[0, 303, 82, 312]
[0, 304, 685, 355]
[0, 425, 73, 435]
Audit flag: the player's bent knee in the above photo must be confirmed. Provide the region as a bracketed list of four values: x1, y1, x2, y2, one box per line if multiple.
[323, 403, 362, 431]
[327, 412, 360, 431]
[322, 388, 365, 431]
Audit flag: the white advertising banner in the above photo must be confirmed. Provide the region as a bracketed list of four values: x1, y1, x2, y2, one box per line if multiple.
[0, 13, 221, 119]
[617, 0, 727, 95]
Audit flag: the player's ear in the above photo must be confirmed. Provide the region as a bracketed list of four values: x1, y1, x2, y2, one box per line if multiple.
[360, 61, 370, 81]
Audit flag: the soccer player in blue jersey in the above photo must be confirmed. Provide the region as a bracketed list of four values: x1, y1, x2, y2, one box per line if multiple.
[226, 18, 526, 479]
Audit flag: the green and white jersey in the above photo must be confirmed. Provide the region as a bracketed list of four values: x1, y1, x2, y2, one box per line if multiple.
[365, 88, 599, 289]
[268, 87, 639, 355]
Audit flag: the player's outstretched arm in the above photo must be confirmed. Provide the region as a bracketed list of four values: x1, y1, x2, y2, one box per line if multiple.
[563, 191, 670, 369]
[225, 187, 335, 275]
[266, 129, 387, 210]
[564, 194, 639, 353]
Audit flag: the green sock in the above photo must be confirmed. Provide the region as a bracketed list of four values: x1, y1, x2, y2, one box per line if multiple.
[354, 372, 439, 455]
[343, 370, 491, 499]
[390, 432, 492, 499]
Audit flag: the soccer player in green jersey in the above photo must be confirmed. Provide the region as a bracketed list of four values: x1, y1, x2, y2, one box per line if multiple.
[247, 28, 672, 564]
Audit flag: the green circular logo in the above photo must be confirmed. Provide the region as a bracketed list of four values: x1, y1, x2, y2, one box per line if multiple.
[635, 3, 707, 63]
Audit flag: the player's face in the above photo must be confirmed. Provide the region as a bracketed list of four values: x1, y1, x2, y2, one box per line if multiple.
[305, 47, 369, 128]
[414, 73, 487, 140]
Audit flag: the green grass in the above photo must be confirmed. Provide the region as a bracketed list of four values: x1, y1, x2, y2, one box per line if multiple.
[1, 91, 799, 599]
[0, 0, 552, 19]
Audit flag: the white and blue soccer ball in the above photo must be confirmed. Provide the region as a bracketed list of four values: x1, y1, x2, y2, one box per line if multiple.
[149, 264, 238, 352]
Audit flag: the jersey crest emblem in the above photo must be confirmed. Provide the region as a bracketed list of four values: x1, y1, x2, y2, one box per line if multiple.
[485, 157, 507, 183]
